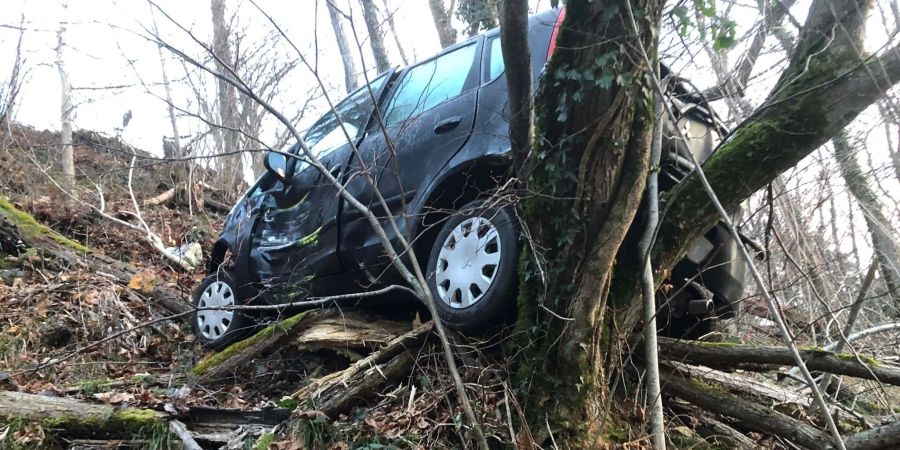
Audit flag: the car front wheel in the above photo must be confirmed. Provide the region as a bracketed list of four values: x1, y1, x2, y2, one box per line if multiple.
[191, 273, 254, 350]
[425, 198, 519, 334]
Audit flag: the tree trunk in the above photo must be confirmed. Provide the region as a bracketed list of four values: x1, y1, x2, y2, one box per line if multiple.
[56, 18, 75, 184]
[498, 0, 531, 175]
[327, 1, 360, 93]
[359, 0, 391, 73]
[210, 0, 244, 196]
[513, 0, 660, 444]
[833, 133, 900, 313]
[427, 0, 457, 49]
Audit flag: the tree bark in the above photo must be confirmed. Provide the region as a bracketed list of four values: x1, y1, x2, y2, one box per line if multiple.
[833, 133, 900, 312]
[327, 1, 360, 93]
[513, 0, 660, 444]
[359, 0, 391, 73]
[427, 0, 457, 49]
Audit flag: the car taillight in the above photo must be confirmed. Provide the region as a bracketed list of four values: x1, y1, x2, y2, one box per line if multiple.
[546, 7, 567, 60]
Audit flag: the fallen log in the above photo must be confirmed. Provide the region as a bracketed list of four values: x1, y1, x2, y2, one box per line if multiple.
[192, 309, 413, 384]
[684, 408, 757, 449]
[0, 198, 190, 315]
[660, 371, 830, 449]
[0, 390, 166, 438]
[657, 337, 900, 385]
[294, 322, 433, 418]
[843, 420, 900, 450]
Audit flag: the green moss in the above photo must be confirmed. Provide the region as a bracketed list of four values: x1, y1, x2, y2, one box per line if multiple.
[110, 407, 161, 429]
[277, 396, 298, 410]
[297, 227, 322, 247]
[192, 311, 310, 376]
[254, 432, 276, 450]
[0, 197, 90, 253]
[833, 352, 880, 367]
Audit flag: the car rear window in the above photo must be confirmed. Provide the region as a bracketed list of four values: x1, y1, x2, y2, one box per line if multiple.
[487, 36, 504, 81]
[383, 43, 478, 127]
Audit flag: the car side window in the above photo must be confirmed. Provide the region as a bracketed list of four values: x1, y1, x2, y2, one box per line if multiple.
[383, 44, 478, 127]
[487, 36, 504, 81]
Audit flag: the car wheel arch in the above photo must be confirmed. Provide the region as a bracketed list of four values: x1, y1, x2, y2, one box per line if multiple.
[410, 156, 513, 262]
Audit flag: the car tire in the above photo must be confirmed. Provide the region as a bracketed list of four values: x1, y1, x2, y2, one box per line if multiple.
[191, 272, 255, 351]
[425, 198, 519, 334]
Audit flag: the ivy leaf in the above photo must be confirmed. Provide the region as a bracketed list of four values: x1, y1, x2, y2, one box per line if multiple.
[596, 72, 615, 89]
[712, 19, 737, 51]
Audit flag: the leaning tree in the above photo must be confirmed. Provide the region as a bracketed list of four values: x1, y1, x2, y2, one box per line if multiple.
[501, 0, 900, 446]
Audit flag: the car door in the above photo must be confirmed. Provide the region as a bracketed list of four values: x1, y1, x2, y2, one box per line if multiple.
[250, 73, 389, 294]
[341, 39, 483, 270]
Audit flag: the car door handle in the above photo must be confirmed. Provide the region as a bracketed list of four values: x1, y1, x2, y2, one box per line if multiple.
[433, 116, 462, 134]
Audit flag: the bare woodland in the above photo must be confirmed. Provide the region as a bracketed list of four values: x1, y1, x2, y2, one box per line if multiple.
[0, 0, 899, 449]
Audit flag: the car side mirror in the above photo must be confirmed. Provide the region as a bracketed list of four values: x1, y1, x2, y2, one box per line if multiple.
[264, 152, 288, 181]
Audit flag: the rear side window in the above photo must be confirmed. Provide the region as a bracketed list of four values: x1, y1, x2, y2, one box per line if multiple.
[487, 36, 504, 81]
[383, 44, 478, 127]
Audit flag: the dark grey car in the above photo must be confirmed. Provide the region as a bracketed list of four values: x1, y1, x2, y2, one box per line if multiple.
[192, 8, 747, 349]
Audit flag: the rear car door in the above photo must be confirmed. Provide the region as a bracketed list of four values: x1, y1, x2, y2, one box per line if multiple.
[250, 74, 388, 294]
[340, 39, 483, 270]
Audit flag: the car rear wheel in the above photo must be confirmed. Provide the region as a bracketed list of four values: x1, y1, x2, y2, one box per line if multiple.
[426, 198, 519, 334]
[191, 273, 254, 351]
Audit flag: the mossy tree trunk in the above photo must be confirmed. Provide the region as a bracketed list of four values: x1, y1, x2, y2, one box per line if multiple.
[514, 0, 659, 444]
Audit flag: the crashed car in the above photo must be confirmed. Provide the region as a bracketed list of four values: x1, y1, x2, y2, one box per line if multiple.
[192, 7, 748, 349]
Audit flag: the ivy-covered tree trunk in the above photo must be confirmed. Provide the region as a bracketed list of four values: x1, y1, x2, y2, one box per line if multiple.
[515, 0, 659, 445]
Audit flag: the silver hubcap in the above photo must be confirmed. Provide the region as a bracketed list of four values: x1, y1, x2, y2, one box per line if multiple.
[435, 217, 502, 309]
[197, 281, 235, 340]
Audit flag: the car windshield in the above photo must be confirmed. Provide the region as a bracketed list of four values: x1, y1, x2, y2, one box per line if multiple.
[302, 73, 388, 159]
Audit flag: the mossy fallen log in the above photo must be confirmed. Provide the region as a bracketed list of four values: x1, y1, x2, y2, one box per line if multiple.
[192, 310, 413, 384]
[656, 336, 900, 385]
[294, 322, 432, 418]
[193, 311, 313, 382]
[0, 197, 190, 315]
[660, 372, 829, 449]
[0, 390, 166, 438]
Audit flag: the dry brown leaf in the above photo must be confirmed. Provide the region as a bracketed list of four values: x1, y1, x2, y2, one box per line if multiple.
[127, 270, 158, 295]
